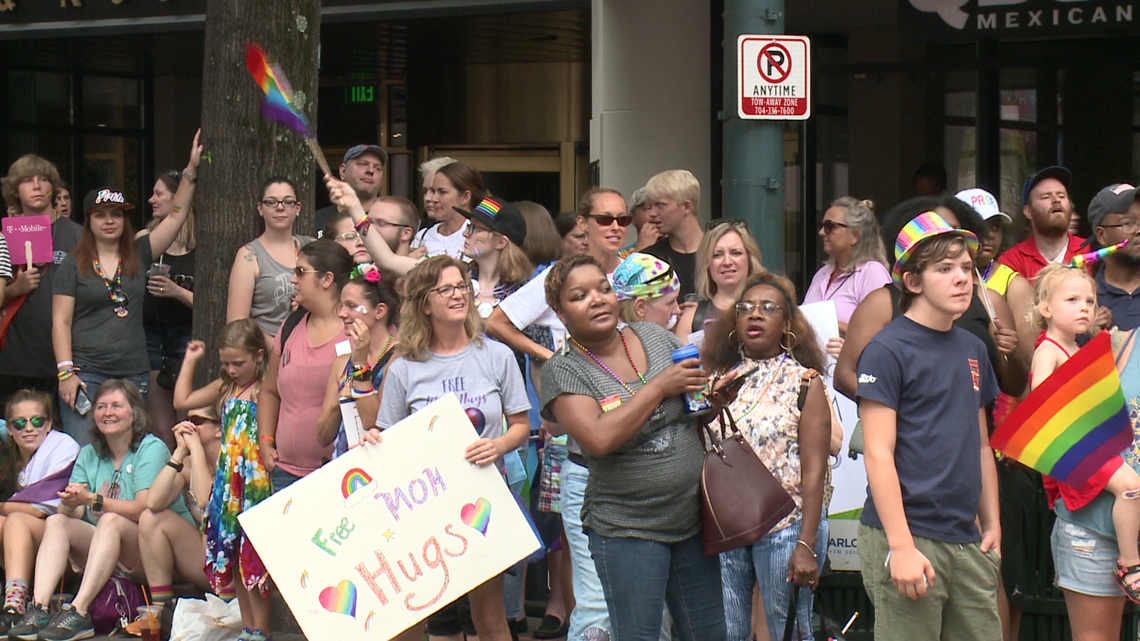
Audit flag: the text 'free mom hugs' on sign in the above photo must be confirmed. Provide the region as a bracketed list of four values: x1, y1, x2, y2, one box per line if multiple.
[239, 394, 541, 640]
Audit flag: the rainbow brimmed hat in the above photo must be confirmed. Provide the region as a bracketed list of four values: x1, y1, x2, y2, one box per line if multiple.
[892, 211, 979, 288]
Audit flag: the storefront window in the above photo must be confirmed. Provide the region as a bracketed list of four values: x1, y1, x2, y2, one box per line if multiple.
[83, 134, 142, 215]
[7, 72, 70, 126]
[82, 76, 140, 130]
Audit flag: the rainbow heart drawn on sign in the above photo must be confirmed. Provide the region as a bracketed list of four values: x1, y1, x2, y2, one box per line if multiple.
[319, 580, 358, 618]
[461, 498, 492, 535]
[341, 468, 377, 508]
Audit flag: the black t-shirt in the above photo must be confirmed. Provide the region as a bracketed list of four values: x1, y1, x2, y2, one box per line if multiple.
[856, 315, 998, 543]
[644, 237, 697, 299]
[314, 204, 338, 239]
[143, 249, 194, 332]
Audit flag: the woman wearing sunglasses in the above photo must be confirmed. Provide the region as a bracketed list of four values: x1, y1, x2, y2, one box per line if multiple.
[0, 391, 81, 634]
[258, 240, 352, 492]
[226, 176, 314, 339]
[370, 255, 530, 641]
[802, 197, 890, 358]
[674, 221, 765, 341]
[53, 132, 200, 445]
[11, 380, 193, 641]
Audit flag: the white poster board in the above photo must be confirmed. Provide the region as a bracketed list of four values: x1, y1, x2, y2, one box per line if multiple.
[799, 301, 866, 571]
[240, 394, 542, 640]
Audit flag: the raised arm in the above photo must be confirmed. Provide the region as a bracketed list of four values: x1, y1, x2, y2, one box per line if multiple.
[148, 129, 201, 257]
[326, 177, 418, 277]
[173, 340, 223, 411]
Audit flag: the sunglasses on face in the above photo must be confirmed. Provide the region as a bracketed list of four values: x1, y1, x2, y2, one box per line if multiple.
[585, 214, 632, 227]
[10, 416, 47, 430]
[188, 415, 214, 426]
[294, 266, 321, 278]
[820, 220, 849, 234]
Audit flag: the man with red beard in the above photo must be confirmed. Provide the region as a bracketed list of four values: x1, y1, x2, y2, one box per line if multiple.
[998, 166, 1085, 281]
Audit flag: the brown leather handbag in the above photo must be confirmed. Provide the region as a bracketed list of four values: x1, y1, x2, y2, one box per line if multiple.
[700, 407, 795, 555]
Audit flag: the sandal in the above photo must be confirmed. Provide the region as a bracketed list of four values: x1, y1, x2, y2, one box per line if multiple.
[534, 614, 569, 640]
[1113, 558, 1140, 604]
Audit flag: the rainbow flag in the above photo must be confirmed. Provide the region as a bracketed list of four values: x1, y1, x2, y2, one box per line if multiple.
[991, 332, 1132, 488]
[244, 43, 312, 137]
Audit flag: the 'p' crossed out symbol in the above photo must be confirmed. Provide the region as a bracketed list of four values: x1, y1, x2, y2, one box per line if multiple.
[757, 43, 792, 83]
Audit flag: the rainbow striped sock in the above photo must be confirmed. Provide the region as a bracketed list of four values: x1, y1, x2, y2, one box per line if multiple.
[149, 585, 173, 606]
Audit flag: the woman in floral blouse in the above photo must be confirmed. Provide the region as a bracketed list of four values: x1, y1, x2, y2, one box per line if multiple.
[702, 272, 832, 641]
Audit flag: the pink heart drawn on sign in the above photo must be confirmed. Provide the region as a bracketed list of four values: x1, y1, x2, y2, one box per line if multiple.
[460, 498, 492, 535]
[318, 579, 357, 618]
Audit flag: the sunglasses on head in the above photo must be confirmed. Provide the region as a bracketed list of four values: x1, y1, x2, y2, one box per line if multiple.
[585, 214, 632, 227]
[10, 416, 47, 430]
[705, 218, 750, 231]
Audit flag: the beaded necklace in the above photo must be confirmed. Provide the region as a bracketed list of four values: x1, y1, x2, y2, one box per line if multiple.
[736, 353, 789, 419]
[93, 257, 128, 317]
[339, 334, 396, 391]
[569, 328, 647, 395]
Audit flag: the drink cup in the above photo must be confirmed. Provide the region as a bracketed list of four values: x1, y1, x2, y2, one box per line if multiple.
[137, 605, 162, 641]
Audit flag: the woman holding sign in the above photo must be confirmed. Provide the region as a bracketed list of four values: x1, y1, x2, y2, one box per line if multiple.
[539, 254, 735, 641]
[371, 255, 530, 641]
[51, 131, 200, 445]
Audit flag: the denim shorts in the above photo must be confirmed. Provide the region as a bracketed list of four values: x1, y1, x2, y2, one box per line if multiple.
[1051, 518, 1120, 597]
[145, 325, 192, 372]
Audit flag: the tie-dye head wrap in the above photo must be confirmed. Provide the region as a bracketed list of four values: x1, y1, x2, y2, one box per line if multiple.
[613, 253, 680, 301]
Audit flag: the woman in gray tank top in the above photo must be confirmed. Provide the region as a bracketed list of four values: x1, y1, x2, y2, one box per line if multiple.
[225, 177, 312, 337]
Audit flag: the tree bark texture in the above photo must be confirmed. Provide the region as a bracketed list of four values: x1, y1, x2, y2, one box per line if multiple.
[195, 0, 321, 375]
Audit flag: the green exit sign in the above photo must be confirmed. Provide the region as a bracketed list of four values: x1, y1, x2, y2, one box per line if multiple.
[346, 85, 374, 104]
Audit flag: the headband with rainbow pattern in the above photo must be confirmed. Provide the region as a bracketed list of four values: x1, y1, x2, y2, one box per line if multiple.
[891, 211, 979, 288]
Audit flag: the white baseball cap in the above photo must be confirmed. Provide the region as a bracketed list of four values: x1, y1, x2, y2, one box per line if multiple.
[955, 188, 1011, 224]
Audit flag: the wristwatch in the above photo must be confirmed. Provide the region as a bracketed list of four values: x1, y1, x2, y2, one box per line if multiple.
[91, 494, 105, 512]
[167, 458, 184, 472]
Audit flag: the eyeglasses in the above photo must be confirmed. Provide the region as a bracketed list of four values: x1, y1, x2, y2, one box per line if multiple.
[584, 214, 632, 227]
[1101, 219, 1140, 235]
[820, 220, 849, 234]
[261, 198, 299, 209]
[336, 231, 362, 242]
[734, 300, 783, 317]
[705, 218, 750, 231]
[431, 282, 471, 298]
[10, 416, 47, 430]
[294, 266, 321, 278]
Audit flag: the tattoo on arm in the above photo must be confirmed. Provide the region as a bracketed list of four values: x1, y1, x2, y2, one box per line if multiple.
[243, 246, 256, 262]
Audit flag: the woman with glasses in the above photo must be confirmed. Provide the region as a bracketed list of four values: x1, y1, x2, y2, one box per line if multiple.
[370, 255, 530, 641]
[53, 132, 200, 445]
[322, 210, 372, 265]
[226, 176, 314, 338]
[674, 220, 765, 340]
[138, 169, 199, 448]
[702, 272, 831, 641]
[803, 197, 890, 358]
[11, 380, 192, 641]
[0, 391, 80, 635]
[258, 240, 352, 492]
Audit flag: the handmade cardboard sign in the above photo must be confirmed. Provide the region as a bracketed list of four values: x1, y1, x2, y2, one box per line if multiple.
[240, 394, 541, 640]
[2, 215, 52, 265]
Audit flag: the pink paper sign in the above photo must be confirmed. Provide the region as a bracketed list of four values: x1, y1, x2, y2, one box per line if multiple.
[2, 215, 53, 265]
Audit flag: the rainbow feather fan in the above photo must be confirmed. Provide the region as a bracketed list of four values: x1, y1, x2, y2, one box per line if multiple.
[245, 43, 312, 137]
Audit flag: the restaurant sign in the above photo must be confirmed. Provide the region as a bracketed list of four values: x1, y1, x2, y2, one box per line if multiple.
[901, 0, 1140, 41]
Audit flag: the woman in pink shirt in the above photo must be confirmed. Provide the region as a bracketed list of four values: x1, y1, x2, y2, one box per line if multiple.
[803, 197, 890, 356]
[258, 240, 352, 491]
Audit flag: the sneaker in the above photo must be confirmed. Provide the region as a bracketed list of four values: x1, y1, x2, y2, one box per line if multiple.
[34, 605, 92, 641]
[6, 605, 49, 641]
[0, 609, 22, 635]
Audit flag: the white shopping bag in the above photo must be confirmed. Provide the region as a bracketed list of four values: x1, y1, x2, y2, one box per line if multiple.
[170, 594, 243, 641]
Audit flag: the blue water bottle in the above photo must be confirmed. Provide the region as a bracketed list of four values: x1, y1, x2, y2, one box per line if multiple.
[672, 344, 712, 416]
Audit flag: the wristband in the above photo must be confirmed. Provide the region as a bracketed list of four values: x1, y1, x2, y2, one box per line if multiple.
[57, 360, 74, 369]
[183, 170, 197, 183]
[354, 217, 372, 236]
[259, 436, 276, 443]
[796, 539, 817, 559]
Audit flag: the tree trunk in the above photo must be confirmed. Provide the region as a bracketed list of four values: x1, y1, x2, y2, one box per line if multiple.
[195, 0, 321, 376]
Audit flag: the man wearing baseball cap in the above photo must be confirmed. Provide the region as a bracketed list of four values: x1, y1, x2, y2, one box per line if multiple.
[997, 166, 1086, 282]
[1088, 184, 1140, 331]
[314, 144, 387, 237]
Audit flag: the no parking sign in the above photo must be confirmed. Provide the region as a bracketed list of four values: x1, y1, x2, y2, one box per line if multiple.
[738, 35, 810, 120]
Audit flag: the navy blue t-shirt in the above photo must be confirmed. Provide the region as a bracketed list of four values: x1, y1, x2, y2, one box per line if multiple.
[1096, 269, 1140, 332]
[856, 315, 999, 543]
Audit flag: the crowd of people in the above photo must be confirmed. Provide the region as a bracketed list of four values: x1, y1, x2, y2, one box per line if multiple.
[3, 127, 1140, 641]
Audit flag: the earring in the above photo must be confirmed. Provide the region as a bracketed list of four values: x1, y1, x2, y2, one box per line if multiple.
[728, 330, 738, 345]
[781, 331, 798, 352]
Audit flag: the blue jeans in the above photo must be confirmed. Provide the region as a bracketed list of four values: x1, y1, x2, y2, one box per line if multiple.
[271, 466, 303, 492]
[720, 515, 829, 641]
[59, 370, 149, 447]
[561, 459, 612, 640]
[589, 530, 726, 641]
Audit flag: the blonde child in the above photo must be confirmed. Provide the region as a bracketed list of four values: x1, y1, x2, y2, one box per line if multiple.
[173, 319, 273, 641]
[1032, 264, 1140, 601]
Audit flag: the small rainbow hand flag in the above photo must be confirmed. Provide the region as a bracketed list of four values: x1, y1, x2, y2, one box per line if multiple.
[991, 332, 1132, 488]
[244, 43, 331, 176]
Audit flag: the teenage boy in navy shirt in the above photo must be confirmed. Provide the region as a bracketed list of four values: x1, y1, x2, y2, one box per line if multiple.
[857, 212, 1002, 641]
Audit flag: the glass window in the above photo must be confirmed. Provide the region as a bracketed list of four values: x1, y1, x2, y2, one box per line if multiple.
[8, 72, 70, 126]
[6, 131, 71, 181]
[999, 69, 1037, 123]
[389, 84, 407, 148]
[82, 76, 141, 130]
[83, 135, 142, 217]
